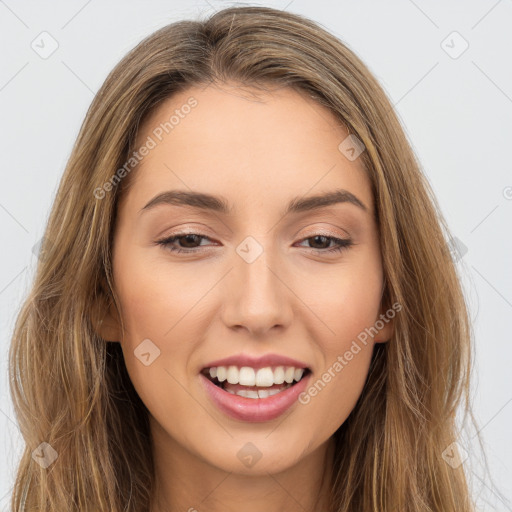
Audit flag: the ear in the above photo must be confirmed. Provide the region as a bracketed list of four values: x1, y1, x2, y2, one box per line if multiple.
[373, 276, 396, 343]
[91, 277, 122, 342]
[373, 286, 397, 343]
[373, 304, 395, 343]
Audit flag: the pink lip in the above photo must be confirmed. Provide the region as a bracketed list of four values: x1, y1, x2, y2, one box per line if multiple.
[202, 353, 310, 371]
[200, 372, 311, 422]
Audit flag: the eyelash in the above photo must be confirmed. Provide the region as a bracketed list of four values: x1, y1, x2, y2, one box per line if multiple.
[155, 232, 354, 255]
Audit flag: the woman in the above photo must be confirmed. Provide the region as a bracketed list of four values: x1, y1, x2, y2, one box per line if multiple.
[9, 6, 480, 511]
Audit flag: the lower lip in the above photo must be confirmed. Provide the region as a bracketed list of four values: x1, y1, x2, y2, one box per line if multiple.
[200, 372, 311, 422]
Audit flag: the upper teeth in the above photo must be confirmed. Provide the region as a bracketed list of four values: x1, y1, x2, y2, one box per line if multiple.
[208, 366, 305, 387]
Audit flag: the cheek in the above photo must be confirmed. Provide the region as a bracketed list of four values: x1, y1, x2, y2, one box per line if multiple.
[298, 245, 383, 350]
[298, 342, 374, 435]
[113, 245, 197, 341]
[112, 248, 211, 413]
[293, 248, 383, 425]
[296, 297, 379, 436]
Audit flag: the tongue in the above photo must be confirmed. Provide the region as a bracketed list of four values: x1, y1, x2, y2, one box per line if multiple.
[223, 381, 291, 393]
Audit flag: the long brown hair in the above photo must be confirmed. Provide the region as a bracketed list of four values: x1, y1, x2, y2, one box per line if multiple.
[9, 6, 482, 510]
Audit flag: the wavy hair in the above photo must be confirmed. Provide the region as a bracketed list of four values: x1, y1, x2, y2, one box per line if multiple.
[9, 6, 482, 511]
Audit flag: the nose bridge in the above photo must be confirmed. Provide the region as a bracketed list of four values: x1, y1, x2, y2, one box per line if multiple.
[235, 234, 281, 301]
[223, 234, 292, 333]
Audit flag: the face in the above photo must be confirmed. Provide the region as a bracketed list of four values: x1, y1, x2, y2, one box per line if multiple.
[100, 82, 393, 478]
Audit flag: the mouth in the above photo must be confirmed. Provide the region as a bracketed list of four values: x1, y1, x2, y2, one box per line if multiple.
[200, 365, 312, 399]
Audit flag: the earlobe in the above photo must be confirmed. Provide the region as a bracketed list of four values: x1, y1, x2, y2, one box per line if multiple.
[374, 281, 395, 343]
[93, 304, 122, 342]
[373, 304, 395, 343]
[91, 282, 122, 342]
[374, 319, 394, 343]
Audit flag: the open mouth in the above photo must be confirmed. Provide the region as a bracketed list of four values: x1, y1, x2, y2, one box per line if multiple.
[201, 366, 311, 399]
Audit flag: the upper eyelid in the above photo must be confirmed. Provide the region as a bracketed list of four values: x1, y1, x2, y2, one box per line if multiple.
[159, 229, 350, 238]
[159, 222, 352, 239]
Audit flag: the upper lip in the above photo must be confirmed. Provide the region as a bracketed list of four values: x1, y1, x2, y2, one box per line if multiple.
[202, 353, 310, 371]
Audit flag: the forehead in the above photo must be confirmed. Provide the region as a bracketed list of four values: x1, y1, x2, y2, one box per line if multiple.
[125, 82, 372, 216]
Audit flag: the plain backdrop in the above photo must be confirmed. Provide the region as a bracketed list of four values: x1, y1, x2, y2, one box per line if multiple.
[0, 0, 511, 510]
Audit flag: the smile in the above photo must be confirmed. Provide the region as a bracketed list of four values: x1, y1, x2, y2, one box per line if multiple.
[200, 364, 312, 422]
[202, 365, 309, 397]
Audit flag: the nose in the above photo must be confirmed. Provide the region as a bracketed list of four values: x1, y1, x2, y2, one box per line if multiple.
[220, 243, 293, 337]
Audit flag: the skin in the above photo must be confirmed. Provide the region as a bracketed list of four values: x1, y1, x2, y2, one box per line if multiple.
[98, 81, 393, 512]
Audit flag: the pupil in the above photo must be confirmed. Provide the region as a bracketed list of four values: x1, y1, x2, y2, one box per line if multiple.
[182, 234, 199, 247]
[311, 235, 328, 249]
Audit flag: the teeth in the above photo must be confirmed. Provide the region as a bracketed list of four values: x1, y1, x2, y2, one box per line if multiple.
[294, 368, 304, 381]
[273, 366, 285, 384]
[257, 389, 270, 399]
[284, 367, 295, 383]
[255, 367, 274, 387]
[230, 384, 292, 399]
[216, 366, 227, 382]
[239, 367, 255, 386]
[226, 366, 239, 384]
[206, 365, 307, 387]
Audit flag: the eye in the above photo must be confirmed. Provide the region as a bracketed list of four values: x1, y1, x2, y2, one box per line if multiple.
[295, 234, 354, 254]
[156, 233, 214, 254]
[155, 232, 354, 255]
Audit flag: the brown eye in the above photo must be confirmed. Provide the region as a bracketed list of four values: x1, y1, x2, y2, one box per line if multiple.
[307, 235, 332, 249]
[156, 233, 353, 255]
[156, 233, 213, 254]
[296, 235, 353, 254]
[176, 234, 204, 248]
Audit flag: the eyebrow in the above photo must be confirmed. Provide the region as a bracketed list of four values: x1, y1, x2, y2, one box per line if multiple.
[139, 188, 369, 217]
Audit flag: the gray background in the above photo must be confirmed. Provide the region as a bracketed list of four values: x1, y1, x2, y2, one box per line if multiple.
[0, 0, 511, 509]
